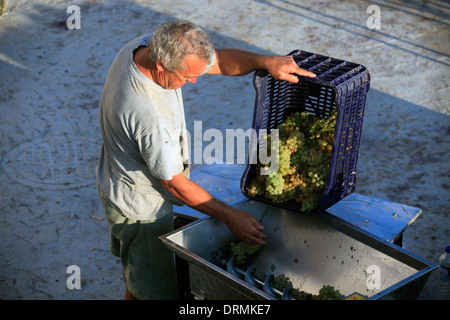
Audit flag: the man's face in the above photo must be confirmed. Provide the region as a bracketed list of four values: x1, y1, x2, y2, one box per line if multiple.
[161, 55, 207, 90]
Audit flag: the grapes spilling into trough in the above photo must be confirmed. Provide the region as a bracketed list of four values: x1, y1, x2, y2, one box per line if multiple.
[248, 110, 336, 212]
[229, 241, 343, 300]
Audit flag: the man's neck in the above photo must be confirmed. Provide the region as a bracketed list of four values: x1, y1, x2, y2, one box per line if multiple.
[133, 47, 172, 89]
[133, 46, 154, 80]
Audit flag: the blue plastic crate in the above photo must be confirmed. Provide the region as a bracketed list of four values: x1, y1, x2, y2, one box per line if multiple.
[241, 50, 371, 216]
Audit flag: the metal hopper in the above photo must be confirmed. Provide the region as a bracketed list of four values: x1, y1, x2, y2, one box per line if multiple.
[161, 200, 436, 300]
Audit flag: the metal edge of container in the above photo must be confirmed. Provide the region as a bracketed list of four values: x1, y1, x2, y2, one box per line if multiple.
[316, 211, 437, 300]
[160, 216, 276, 300]
[368, 266, 437, 300]
[161, 204, 437, 300]
[317, 211, 435, 268]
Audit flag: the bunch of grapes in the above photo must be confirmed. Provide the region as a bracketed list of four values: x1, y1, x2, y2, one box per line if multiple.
[290, 288, 313, 300]
[269, 272, 342, 300]
[314, 285, 343, 300]
[230, 241, 262, 265]
[271, 274, 291, 291]
[247, 110, 337, 212]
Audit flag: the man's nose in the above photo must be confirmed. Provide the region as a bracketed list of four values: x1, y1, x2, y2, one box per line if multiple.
[186, 77, 197, 84]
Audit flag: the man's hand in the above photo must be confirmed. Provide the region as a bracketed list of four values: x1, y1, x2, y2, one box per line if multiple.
[265, 55, 316, 83]
[223, 208, 266, 245]
[161, 172, 266, 245]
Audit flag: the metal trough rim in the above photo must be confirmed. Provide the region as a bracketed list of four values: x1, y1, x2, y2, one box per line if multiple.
[161, 202, 437, 300]
[160, 216, 276, 300]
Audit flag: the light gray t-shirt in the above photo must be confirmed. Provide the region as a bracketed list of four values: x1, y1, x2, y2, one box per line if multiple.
[96, 34, 214, 221]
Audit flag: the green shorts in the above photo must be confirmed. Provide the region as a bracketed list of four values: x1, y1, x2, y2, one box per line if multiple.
[98, 186, 179, 300]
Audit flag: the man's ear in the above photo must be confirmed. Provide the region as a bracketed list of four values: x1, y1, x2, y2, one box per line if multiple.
[155, 60, 165, 72]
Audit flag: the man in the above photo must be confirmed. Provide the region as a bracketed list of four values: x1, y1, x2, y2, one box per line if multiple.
[96, 20, 315, 300]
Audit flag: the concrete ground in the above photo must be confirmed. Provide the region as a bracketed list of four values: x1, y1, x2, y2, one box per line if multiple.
[0, 0, 448, 300]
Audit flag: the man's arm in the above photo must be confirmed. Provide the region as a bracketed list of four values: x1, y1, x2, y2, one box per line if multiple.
[161, 172, 266, 245]
[207, 49, 316, 83]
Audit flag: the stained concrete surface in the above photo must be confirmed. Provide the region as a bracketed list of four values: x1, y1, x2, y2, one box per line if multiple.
[0, 0, 448, 299]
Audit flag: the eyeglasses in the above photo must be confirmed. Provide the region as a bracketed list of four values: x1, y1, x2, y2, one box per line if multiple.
[170, 67, 201, 83]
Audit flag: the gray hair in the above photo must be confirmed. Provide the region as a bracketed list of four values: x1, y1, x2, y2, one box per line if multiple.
[147, 20, 215, 72]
